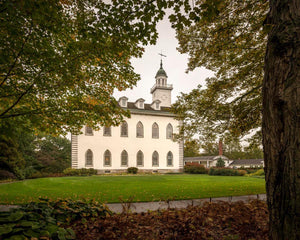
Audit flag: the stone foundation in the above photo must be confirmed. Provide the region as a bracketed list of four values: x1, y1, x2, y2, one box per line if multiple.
[96, 168, 183, 174]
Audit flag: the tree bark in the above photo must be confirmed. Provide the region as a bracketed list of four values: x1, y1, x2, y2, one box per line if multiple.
[262, 0, 300, 239]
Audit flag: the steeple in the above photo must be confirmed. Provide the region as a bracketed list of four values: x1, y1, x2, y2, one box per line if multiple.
[150, 59, 173, 107]
[155, 59, 168, 78]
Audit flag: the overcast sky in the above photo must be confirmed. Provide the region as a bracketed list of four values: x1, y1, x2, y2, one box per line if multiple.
[113, 14, 214, 104]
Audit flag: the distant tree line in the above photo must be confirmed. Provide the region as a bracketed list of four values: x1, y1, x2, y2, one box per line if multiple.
[0, 118, 70, 180]
[184, 138, 263, 160]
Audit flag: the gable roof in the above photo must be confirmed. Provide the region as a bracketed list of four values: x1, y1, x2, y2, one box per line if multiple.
[184, 155, 229, 161]
[229, 159, 264, 166]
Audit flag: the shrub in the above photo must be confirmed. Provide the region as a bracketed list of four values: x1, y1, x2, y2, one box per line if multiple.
[27, 171, 49, 179]
[127, 167, 138, 174]
[208, 167, 244, 176]
[237, 170, 247, 176]
[63, 168, 97, 176]
[239, 167, 263, 174]
[184, 163, 208, 174]
[0, 170, 16, 180]
[0, 198, 111, 240]
[27, 172, 66, 179]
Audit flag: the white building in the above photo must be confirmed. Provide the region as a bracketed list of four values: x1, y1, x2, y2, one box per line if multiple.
[71, 61, 184, 173]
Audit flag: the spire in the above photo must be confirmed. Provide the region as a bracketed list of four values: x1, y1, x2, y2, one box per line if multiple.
[155, 58, 167, 78]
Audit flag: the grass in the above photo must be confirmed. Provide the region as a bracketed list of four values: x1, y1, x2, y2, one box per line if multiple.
[0, 174, 266, 204]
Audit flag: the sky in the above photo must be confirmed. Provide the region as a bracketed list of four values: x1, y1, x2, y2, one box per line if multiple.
[113, 14, 215, 104]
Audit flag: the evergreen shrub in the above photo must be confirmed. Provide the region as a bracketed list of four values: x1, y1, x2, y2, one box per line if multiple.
[127, 167, 138, 174]
[184, 163, 208, 174]
[216, 158, 225, 167]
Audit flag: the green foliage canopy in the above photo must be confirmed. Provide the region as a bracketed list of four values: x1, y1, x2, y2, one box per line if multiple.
[0, 0, 191, 134]
[184, 139, 200, 157]
[172, 0, 269, 142]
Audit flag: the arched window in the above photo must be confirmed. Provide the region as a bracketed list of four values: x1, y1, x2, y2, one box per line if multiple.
[137, 150, 144, 167]
[152, 122, 159, 138]
[120, 121, 128, 137]
[136, 121, 144, 138]
[167, 151, 173, 166]
[85, 126, 93, 136]
[121, 150, 128, 166]
[103, 126, 111, 136]
[104, 150, 111, 166]
[85, 149, 93, 166]
[166, 123, 173, 139]
[152, 151, 159, 166]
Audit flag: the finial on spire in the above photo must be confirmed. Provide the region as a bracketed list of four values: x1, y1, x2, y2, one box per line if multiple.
[158, 51, 166, 69]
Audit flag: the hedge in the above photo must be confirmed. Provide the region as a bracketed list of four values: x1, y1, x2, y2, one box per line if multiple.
[63, 168, 97, 176]
[208, 167, 245, 176]
[184, 163, 208, 174]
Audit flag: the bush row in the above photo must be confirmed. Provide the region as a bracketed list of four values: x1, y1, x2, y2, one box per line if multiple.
[63, 168, 98, 176]
[208, 167, 247, 176]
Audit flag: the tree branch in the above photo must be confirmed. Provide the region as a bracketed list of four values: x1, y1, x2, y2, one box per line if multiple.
[0, 82, 35, 118]
[0, 24, 33, 88]
[230, 84, 262, 104]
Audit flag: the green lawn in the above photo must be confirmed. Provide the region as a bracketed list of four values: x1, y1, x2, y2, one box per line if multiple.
[0, 174, 266, 204]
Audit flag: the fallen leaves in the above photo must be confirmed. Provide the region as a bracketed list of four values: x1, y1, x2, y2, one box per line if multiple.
[72, 200, 269, 240]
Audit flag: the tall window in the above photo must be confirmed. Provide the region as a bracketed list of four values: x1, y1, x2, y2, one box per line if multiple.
[137, 150, 144, 167]
[103, 126, 111, 136]
[136, 121, 144, 138]
[120, 121, 128, 137]
[167, 151, 173, 166]
[104, 150, 111, 166]
[166, 123, 173, 139]
[85, 126, 93, 136]
[152, 151, 159, 166]
[85, 149, 93, 166]
[121, 150, 128, 166]
[152, 123, 159, 138]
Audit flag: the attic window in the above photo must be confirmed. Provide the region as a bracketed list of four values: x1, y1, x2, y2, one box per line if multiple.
[121, 99, 127, 107]
[139, 101, 144, 108]
[155, 102, 160, 110]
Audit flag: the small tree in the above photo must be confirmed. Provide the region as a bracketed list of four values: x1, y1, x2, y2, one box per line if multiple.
[216, 158, 225, 168]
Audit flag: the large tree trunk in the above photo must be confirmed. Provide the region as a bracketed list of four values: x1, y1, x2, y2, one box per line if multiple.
[262, 0, 300, 239]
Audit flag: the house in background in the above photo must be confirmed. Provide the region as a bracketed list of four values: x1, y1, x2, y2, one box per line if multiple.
[183, 141, 232, 167]
[71, 60, 184, 173]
